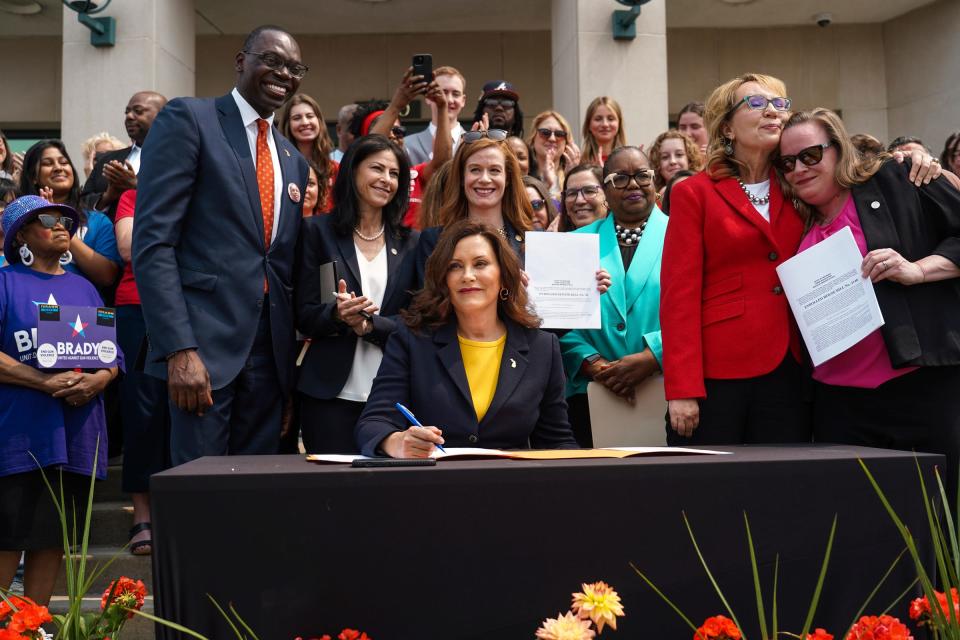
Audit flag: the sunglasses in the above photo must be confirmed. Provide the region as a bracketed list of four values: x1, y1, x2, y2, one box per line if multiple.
[725, 95, 792, 119]
[462, 129, 508, 143]
[773, 142, 832, 173]
[563, 185, 602, 200]
[243, 51, 309, 79]
[391, 125, 407, 139]
[603, 170, 655, 189]
[537, 128, 568, 141]
[530, 199, 546, 211]
[35, 213, 75, 231]
[483, 98, 516, 110]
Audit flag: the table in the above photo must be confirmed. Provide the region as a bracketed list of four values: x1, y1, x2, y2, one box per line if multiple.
[151, 446, 939, 639]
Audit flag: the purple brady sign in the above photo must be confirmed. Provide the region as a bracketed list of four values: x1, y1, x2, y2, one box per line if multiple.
[35, 304, 118, 369]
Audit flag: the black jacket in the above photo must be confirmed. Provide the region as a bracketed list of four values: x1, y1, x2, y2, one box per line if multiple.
[355, 319, 578, 457]
[855, 160, 960, 367]
[80, 146, 132, 221]
[295, 214, 420, 399]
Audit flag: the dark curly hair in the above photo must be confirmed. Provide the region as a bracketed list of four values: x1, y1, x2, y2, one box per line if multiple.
[331, 134, 410, 239]
[402, 219, 540, 332]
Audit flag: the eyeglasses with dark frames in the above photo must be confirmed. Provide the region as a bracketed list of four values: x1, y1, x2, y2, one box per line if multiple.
[563, 185, 602, 200]
[483, 98, 516, 110]
[603, 170, 655, 189]
[35, 213, 75, 231]
[243, 50, 309, 80]
[773, 142, 832, 173]
[537, 128, 568, 141]
[725, 94, 792, 120]
[462, 129, 508, 143]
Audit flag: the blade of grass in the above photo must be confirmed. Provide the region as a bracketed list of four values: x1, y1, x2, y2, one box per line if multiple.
[771, 554, 779, 640]
[935, 465, 960, 579]
[228, 601, 261, 640]
[743, 512, 769, 640]
[845, 548, 907, 633]
[630, 561, 702, 634]
[128, 608, 211, 640]
[798, 514, 837, 640]
[683, 511, 746, 638]
[207, 594, 246, 639]
[880, 577, 920, 616]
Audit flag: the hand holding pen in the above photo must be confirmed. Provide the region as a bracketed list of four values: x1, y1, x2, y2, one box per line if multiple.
[379, 402, 446, 458]
[332, 278, 378, 336]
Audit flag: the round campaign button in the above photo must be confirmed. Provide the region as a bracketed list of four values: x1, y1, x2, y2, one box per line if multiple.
[98, 340, 117, 365]
[36, 343, 58, 368]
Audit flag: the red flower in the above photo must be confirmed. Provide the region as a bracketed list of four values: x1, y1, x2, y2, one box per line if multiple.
[0, 629, 29, 640]
[808, 630, 834, 640]
[100, 576, 148, 619]
[0, 596, 34, 621]
[338, 630, 370, 640]
[4, 600, 52, 634]
[908, 589, 959, 627]
[846, 615, 913, 640]
[695, 615, 742, 640]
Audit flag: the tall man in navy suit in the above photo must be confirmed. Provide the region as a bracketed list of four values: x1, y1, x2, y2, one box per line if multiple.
[133, 25, 309, 465]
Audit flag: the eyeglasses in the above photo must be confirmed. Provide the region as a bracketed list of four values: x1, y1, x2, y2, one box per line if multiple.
[243, 51, 309, 80]
[773, 142, 832, 173]
[483, 98, 516, 110]
[529, 199, 546, 211]
[462, 129, 508, 143]
[537, 128, 568, 141]
[35, 213, 75, 231]
[391, 125, 407, 139]
[603, 170, 655, 189]
[563, 185, 602, 200]
[725, 95, 792, 119]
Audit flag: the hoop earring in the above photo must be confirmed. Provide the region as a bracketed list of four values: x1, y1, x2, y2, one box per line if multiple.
[499, 287, 510, 301]
[19, 244, 35, 266]
[59, 250, 73, 266]
[723, 138, 734, 156]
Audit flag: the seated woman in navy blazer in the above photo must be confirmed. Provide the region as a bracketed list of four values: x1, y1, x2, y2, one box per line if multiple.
[356, 219, 578, 457]
[296, 135, 419, 453]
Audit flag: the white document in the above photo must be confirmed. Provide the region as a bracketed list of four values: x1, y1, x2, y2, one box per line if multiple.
[525, 231, 601, 329]
[776, 226, 884, 366]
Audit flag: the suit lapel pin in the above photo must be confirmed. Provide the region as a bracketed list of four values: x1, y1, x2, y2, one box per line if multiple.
[390, 247, 398, 255]
[510, 358, 516, 369]
[288, 183, 301, 203]
[284, 148, 291, 157]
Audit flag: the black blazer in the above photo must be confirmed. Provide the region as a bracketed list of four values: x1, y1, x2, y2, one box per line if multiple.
[295, 214, 420, 399]
[413, 220, 525, 288]
[133, 94, 308, 391]
[80, 146, 132, 221]
[355, 319, 578, 456]
[855, 160, 960, 367]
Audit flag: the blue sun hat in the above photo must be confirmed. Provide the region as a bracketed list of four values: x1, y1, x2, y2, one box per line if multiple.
[2, 195, 80, 264]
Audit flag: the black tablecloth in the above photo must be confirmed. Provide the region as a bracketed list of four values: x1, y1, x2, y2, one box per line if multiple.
[151, 445, 938, 639]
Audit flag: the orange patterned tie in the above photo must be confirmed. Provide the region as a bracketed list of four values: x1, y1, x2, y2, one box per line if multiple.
[256, 119, 275, 250]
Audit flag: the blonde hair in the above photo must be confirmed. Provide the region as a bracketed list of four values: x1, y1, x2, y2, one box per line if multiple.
[527, 110, 575, 187]
[648, 130, 704, 190]
[704, 73, 788, 180]
[81, 132, 125, 161]
[438, 138, 533, 233]
[433, 65, 466, 93]
[777, 108, 889, 226]
[581, 97, 627, 166]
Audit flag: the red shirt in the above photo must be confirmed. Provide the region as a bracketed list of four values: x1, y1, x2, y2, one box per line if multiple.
[114, 190, 140, 306]
[402, 161, 429, 230]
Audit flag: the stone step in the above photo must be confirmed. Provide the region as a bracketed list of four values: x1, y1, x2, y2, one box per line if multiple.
[95, 464, 127, 503]
[46, 595, 156, 640]
[87, 500, 138, 547]
[53, 546, 153, 595]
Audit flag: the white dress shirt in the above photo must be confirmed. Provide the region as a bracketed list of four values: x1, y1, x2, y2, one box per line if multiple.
[126, 144, 141, 174]
[231, 87, 282, 243]
[426, 121, 465, 160]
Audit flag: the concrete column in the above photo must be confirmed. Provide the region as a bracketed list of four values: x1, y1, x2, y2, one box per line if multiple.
[551, 0, 668, 152]
[61, 0, 195, 162]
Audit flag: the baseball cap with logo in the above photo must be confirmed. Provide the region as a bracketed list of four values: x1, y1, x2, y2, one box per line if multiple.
[480, 81, 520, 103]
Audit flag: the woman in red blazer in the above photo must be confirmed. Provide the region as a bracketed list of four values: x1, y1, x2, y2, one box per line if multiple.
[662, 73, 810, 444]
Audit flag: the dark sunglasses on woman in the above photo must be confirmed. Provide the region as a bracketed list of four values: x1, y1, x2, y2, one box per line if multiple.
[36, 213, 75, 231]
[529, 199, 546, 211]
[537, 128, 568, 141]
[462, 129, 508, 143]
[773, 142, 832, 173]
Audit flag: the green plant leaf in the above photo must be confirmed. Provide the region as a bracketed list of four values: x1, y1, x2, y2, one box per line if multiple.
[771, 554, 779, 640]
[683, 511, 745, 638]
[798, 514, 837, 640]
[229, 601, 261, 640]
[207, 594, 246, 638]
[129, 608, 212, 640]
[845, 547, 907, 634]
[630, 561, 702, 634]
[743, 512, 769, 639]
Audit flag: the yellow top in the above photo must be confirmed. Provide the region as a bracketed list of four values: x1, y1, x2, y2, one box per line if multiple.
[458, 333, 507, 422]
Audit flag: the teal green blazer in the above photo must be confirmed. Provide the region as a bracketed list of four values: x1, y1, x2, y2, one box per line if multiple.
[559, 208, 667, 397]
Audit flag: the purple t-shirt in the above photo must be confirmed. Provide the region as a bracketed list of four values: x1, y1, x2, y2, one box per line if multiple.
[0, 264, 117, 479]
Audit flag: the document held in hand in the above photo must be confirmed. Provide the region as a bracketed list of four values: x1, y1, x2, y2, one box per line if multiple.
[776, 226, 884, 366]
[525, 231, 601, 329]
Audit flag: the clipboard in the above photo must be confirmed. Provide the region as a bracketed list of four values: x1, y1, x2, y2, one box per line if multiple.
[586, 376, 667, 447]
[297, 261, 339, 367]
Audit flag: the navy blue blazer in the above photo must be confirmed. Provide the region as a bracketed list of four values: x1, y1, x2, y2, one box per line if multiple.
[355, 319, 578, 457]
[413, 220, 525, 288]
[133, 93, 309, 391]
[295, 214, 420, 399]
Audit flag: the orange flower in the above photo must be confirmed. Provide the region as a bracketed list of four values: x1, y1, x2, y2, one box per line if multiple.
[571, 581, 626, 634]
[846, 615, 913, 640]
[338, 630, 370, 640]
[0, 629, 29, 640]
[0, 596, 35, 620]
[100, 576, 148, 619]
[5, 602, 52, 633]
[694, 615, 742, 640]
[808, 630, 834, 640]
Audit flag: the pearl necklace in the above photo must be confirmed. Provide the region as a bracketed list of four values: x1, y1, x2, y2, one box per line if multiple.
[736, 177, 770, 206]
[615, 221, 646, 245]
[353, 225, 385, 242]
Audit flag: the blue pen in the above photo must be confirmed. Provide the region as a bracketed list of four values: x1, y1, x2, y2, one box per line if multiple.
[395, 402, 446, 453]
